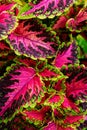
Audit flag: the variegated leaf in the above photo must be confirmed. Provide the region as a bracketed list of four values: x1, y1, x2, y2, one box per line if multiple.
[0, 64, 44, 118]
[53, 42, 78, 68]
[0, 3, 18, 40]
[8, 19, 57, 59]
[21, 0, 73, 19]
[61, 65, 87, 98]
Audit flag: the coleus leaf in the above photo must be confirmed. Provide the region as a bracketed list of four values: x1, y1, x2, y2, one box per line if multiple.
[0, 64, 44, 119]
[8, 19, 57, 59]
[21, 0, 73, 19]
[53, 41, 78, 68]
[61, 65, 87, 98]
[0, 4, 18, 40]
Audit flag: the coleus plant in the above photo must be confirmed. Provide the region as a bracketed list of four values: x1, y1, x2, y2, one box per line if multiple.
[0, 0, 87, 130]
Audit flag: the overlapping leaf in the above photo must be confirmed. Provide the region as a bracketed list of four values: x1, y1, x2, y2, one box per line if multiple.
[8, 19, 57, 59]
[21, 0, 73, 19]
[0, 4, 18, 40]
[61, 65, 87, 98]
[0, 64, 44, 119]
[53, 41, 78, 68]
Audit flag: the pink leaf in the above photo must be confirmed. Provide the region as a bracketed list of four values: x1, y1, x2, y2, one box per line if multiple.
[53, 42, 78, 68]
[23, 106, 50, 122]
[8, 19, 57, 59]
[0, 64, 44, 118]
[22, 0, 73, 18]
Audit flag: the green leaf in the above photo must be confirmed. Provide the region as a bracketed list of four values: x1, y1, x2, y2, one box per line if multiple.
[76, 35, 87, 54]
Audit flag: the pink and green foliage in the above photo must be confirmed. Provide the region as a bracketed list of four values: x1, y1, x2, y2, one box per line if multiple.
[0, 0, 87, 130]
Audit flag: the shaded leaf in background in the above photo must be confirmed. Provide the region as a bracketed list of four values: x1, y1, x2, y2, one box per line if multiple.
[0, 113, 38, 130]
[8, 19, 57, 59]
[18, 56, 37, 68]
[0, 53, 16, 77]
[22, 0, 73, 19]
[66, 8, 87, 32]
[0, 41, 10, 56]
[0, 64, 44, 119]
